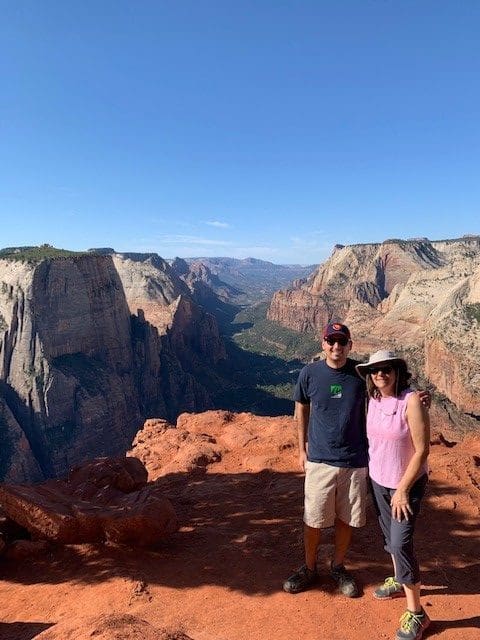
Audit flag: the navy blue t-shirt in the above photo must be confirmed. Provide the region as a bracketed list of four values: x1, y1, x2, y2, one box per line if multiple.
[293, 358, 367, 468]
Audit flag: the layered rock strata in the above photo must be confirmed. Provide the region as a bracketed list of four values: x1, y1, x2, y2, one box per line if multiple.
[268, 236, 480, 418]
[112, 253, 226, 421]
[0, 252, 227, 481]
[0, 255, 142, 480]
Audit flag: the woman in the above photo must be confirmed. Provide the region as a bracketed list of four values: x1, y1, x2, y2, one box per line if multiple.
[356, 350, 430, 640]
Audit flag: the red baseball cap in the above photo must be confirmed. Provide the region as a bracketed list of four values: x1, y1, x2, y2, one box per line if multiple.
[323, 322, 351, 340]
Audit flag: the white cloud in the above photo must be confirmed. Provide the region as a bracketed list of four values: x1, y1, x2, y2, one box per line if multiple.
[204, 220, 230, 229]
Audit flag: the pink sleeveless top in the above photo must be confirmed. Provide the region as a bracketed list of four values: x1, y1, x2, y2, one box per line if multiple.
[367, 390, 428, 489]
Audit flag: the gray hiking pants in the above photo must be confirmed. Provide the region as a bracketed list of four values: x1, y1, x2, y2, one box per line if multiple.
[370, 474, 428, 585]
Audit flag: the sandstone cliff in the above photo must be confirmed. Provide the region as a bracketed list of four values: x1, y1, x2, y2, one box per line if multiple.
[112, 253, 226, 421]
[0, 255, 142, 481]
[268, 236, 480, 419]
[0, 251, 227, 481]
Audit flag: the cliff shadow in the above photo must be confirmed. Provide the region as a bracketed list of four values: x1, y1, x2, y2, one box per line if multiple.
[131, 307, 301, 420]
[0, 622, 53, 640]
[0, 381, 55, 480]
[210, 338, 304, 417]
[2, 473, 479, 601]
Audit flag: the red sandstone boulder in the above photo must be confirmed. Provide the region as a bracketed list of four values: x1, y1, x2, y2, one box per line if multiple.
[0, 456, 177, 546]
[4, 539, 49, 559]
[129, 410, 297, 481]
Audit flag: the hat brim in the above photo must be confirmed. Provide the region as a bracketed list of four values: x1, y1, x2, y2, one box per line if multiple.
[355, 358, 405, 380]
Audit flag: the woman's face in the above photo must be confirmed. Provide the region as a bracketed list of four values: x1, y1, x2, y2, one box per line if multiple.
[369, 364, 397, 395]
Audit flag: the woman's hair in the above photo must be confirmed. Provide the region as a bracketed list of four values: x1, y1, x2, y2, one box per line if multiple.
[366, 360, 412, 399]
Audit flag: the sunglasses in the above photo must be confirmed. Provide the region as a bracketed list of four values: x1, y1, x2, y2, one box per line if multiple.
[368, 365, 394, 375]
[324, 336, 349, 346]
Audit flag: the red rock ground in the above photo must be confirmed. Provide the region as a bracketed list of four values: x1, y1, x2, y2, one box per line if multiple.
[0, 411, 479, 640]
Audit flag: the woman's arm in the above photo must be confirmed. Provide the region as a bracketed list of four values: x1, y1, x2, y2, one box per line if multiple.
[390, 393, 430, 522]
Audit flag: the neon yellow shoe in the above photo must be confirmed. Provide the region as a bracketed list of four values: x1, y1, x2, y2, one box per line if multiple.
[396, 609, 431, 640]
[374, 576, 404, 600]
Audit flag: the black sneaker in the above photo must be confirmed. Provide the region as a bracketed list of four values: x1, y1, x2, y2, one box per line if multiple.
[330, 562, 359, 598]
[283, 564, 319, 593]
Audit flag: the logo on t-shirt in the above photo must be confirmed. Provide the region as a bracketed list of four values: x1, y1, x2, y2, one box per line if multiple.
[330, 384, 342, 398]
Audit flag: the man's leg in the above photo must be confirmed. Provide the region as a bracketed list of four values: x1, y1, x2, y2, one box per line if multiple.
[329, 517, 358, 597]
[283, 524, 321, 593]
[283, 462, 334, 593]
[305, 523, 322, 570]
[329, 467, 367, 598]
[333, 517, 352, 567]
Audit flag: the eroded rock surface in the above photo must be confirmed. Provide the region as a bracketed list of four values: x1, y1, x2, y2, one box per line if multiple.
[0, 255, 142, 481]
[268, 236, 480, 419]
[0, 252, 227, 481]
[129, 410, 297, 480]
[0, 456, 177, 545]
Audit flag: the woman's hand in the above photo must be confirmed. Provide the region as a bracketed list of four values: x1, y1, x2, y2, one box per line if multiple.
[390, 488, 413, 522]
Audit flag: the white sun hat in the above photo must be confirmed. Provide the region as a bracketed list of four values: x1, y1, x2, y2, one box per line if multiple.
[355, 350, 407, 379]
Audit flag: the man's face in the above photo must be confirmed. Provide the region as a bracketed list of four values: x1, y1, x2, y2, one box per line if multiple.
[322, 335, 351, 367]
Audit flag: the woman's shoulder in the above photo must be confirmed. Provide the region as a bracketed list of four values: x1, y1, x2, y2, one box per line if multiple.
[404, 389, 423, 409]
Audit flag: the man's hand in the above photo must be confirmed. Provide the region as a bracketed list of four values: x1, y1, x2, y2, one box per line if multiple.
[298, 449, 307, 472]
[416, 389, 431, 409]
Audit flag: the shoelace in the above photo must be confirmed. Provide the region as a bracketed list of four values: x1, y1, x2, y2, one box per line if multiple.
[399, 610, 425, 632]
[384, 577, 398, 588]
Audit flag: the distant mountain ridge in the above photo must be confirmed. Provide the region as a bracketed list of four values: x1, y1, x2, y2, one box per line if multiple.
[180, 256, 315, 304]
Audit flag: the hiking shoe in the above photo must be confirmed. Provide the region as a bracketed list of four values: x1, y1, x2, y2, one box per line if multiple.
[283, 564, 319, 593]
[396, 609, 431, 640]
[374, 576, 404, 600]
[330, 562, 359, 598]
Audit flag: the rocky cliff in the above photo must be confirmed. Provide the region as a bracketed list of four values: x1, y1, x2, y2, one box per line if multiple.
[268, 236, 480, 419]
[0, 255, 142, 481]
[112, 252, 226, 421]
[0, 251, 227, 482]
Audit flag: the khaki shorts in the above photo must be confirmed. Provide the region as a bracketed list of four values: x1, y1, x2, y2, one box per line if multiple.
[304, 461, 368, 529]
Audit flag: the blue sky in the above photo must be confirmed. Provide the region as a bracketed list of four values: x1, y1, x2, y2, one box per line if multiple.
[1, 1, 479, 264]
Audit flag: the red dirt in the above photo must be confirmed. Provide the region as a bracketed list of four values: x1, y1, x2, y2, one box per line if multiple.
[0, 411, 479, 640]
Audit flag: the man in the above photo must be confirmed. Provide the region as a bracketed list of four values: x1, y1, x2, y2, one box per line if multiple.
[283, 322, 367, 597]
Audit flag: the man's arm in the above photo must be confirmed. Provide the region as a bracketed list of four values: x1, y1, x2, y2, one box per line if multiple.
[295, 401, 310, 472]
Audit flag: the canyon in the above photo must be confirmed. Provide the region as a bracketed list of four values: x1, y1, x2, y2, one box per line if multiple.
[0, 251, 226, 482]
[1, 237, 479, 486]
[0, 248, 310, 483]
[269, 236, 480, 426]
[0, 239, 479, 639]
